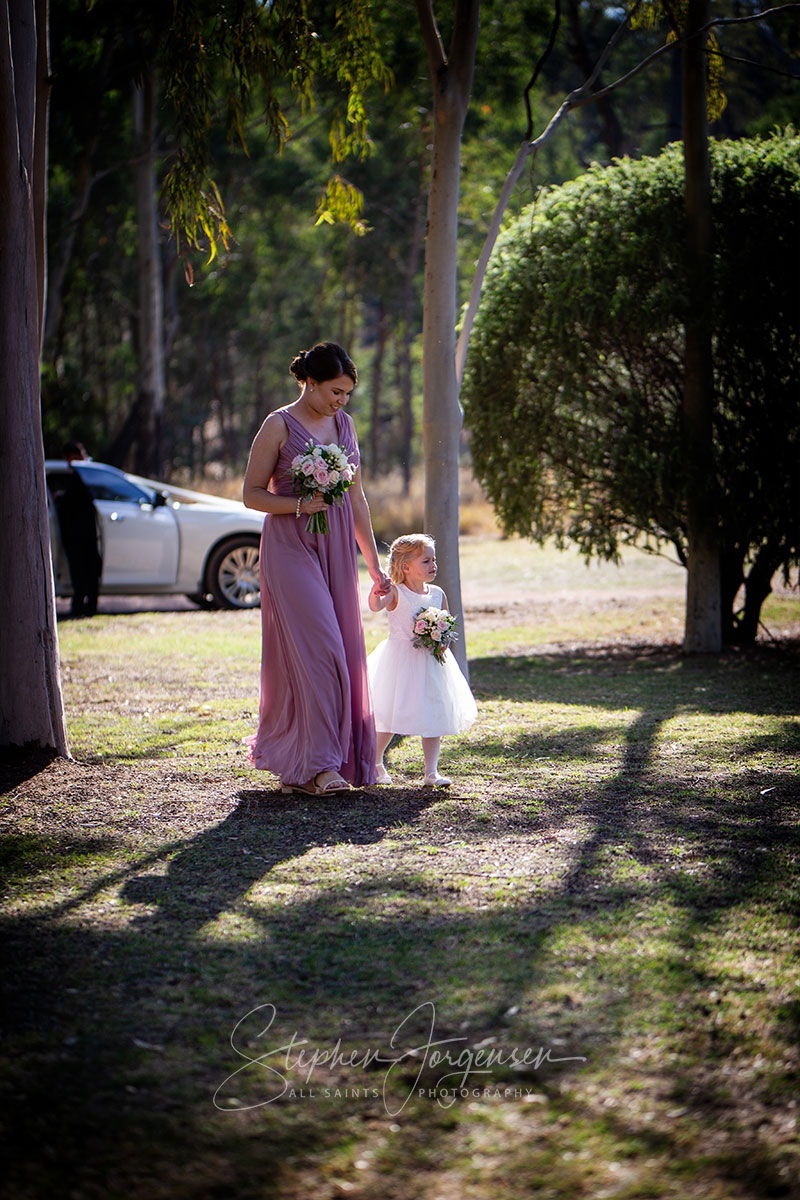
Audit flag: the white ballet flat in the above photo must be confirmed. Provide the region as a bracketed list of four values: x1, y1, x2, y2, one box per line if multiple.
[422, 771, 452, 788]
[375, 764, 393, 785]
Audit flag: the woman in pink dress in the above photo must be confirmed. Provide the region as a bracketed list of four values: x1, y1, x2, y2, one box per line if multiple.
[243, 342, 391, 794]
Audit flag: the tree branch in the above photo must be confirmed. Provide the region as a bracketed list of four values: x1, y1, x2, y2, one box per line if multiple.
[708, 47, 800, 79]
[455, 2, 800, 387]
[414, 0, 447, 76]
[524, 0, 562, 140]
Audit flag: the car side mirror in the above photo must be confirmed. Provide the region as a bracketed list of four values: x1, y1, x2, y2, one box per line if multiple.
[153, 491, 169, 508]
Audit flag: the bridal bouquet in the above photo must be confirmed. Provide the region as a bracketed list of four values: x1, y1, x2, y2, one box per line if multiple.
[412, 606, 459, 665]
[290, 441, 356, 534]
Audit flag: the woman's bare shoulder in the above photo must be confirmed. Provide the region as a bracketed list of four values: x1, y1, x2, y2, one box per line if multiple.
[256, 409, 290, 443]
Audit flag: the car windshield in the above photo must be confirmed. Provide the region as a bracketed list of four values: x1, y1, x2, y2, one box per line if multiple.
[74, 467, 154, 504]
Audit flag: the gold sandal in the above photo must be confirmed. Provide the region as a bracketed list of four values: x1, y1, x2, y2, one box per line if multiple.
[280, 778, 320, 795]
[314, 770, 350, 793]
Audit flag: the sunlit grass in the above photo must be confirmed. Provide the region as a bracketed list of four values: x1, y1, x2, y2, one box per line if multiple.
[4, 536, 799, 1198]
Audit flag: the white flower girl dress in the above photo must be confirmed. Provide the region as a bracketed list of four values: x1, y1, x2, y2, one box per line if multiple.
[367, 583, 477, 737]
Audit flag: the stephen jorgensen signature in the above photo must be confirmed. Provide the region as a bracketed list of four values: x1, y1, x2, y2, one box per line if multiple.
[213, 1001, 586, 1115]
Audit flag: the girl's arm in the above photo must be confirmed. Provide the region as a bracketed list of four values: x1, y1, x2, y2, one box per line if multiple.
[440, 589, 450, 612]
[242, 413, 326, 516]
[369, 581, 398, 612]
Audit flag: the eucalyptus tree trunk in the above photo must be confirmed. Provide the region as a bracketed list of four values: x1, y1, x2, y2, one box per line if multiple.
[132, 72, 166, 478]
[681, 0, 721, 652]
[1, 0, 69, 753]
[416, 0, 479, 675]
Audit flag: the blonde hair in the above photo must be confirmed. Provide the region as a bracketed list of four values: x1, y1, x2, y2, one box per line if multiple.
[387, 533, 436, 584]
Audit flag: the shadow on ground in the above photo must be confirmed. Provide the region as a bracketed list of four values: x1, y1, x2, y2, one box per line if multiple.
[2, 642, 799, 1197]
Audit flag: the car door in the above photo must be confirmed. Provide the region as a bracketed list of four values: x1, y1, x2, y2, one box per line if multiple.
[76, 466, 180, 587]
[45, 476, 70, 592]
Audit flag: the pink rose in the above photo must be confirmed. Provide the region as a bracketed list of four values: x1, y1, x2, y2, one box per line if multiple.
[301, 460, 315, 476]
[313, 463, 330, 486]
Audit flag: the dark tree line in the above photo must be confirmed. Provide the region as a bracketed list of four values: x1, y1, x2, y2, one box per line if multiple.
[42, 0, 799, 486]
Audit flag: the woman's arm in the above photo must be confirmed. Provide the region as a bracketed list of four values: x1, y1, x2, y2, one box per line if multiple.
[242, 413, 325, 516]
[345, 420, 390, 589]
[350, 468, 391, 590]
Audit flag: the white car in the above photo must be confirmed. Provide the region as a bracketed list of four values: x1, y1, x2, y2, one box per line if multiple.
[46, 459, 265, 609]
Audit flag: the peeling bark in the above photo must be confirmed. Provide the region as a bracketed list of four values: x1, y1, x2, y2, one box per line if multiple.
[415, 0, 479, 675]
[1, 0, 69, 753]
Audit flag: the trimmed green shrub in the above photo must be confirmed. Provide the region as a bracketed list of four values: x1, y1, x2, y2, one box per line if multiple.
[463, 133, 800, 642]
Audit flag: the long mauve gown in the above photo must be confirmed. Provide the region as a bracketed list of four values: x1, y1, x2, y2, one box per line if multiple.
[246, 406, 377, 788]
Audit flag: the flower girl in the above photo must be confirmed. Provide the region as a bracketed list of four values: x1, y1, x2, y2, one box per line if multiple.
[367, 534, 477, 786]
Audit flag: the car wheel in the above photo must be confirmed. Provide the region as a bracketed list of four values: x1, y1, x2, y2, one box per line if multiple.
[205, 536, 261, 609]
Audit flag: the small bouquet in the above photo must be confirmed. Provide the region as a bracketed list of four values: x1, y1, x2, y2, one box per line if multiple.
[412, 605, 459, 665]
[290, 441, 356, 534]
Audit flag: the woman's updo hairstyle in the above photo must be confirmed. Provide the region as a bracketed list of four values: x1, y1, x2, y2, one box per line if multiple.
[386, 534, 436, 584]
[290, 342, 357, 386]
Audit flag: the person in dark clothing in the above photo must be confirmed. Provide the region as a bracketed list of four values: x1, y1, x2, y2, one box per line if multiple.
[55, 442, 102, 617]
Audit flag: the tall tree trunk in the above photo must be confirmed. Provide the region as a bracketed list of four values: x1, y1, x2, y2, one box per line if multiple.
[132, 71, 165, 478]
[736, 543, 785, 645]
[32, 0, 47, 333]
[681, 0, 721, 652]
[720, 542, 746, 643]
[1, 0, 69, 753]
[416, 0, 479, 675]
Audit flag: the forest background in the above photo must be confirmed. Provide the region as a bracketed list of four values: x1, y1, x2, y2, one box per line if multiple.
[43, 0, 800, 507]
[4, 7, 800, 1191]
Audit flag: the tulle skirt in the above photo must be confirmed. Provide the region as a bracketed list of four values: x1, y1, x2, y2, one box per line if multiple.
[367, 638, 477, 737]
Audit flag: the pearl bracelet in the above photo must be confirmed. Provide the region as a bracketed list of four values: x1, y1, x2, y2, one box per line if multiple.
[295, 497, 303, 518]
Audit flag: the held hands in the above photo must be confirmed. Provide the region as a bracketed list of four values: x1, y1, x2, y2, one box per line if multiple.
[368, 570, 393, 611]
[369, 570, 392, 596]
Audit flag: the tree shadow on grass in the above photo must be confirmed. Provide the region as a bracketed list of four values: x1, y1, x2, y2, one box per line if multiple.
[0, 745, 60, 791]
[3, 642, 799, 1197]
[5, 796, 797, 1198]
[116, 787, 444, 941]
[470, 640, 799, 717]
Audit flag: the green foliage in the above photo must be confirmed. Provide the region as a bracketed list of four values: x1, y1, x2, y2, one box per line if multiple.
[160, 0, 391, 253]
[43, 0, 800, 483]
[631, 0, 727, 121]
[463, 132, 800, 640]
